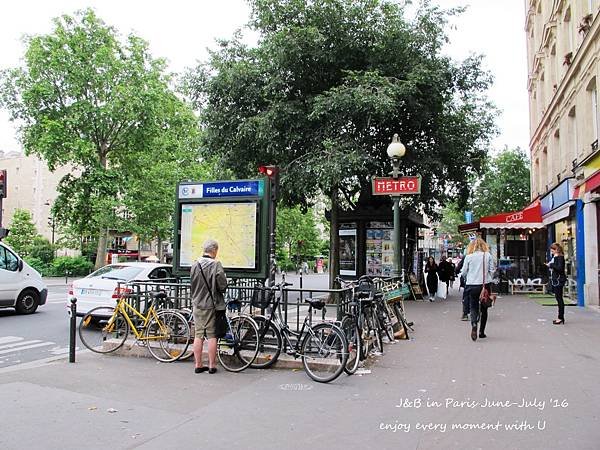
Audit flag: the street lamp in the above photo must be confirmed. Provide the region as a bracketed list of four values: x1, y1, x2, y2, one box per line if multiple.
[387, 134, 406, 278]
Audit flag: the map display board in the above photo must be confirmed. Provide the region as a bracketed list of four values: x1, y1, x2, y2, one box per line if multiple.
[174, 179, 270, 278]
[179, 202, 258, 269]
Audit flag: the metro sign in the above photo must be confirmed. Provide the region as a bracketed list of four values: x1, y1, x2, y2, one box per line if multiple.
[372, 176, 421, 195]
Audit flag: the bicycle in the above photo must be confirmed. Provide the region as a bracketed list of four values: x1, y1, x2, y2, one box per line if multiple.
[251, 281, 349, 383]
[177, 294, 260, 373]
[79, 291, 191, 362]
[379, 279, 414, 339]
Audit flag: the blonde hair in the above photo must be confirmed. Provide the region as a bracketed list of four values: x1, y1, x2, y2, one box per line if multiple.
[550, 242, 564, 255]
[467, 237, 489, 254]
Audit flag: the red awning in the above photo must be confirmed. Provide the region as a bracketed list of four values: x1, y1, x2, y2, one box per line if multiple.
[478, 200, 543, 229]
[574, 169, 600, 198]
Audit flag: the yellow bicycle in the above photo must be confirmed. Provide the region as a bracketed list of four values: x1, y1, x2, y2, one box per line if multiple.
[78, 291, 190, 362]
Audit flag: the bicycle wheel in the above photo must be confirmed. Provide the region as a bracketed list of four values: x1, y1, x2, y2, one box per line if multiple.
[145, 310, 191, 362]
[79, 307, 128, 353]
[371, 311, 384, 355]
[341, 316, 361, 375]
[358, 310, 371, 361]
[378, 303, 396, 343]
[393, 302, 411, 340]
[250, 315, 282, 369]
[301, 323, 348, 383]
[177, 308, 195, 361]
[218, 316, 259, 372]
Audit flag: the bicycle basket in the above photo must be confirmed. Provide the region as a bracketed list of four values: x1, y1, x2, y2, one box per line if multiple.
[251, 286, 273, 309]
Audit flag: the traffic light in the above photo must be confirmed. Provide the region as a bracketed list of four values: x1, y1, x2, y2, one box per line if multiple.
[258, 165, 279, 201]
[0, 170, 6, 198]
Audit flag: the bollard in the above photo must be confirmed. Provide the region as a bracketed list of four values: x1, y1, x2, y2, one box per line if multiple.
[65, 270, 71, 284]
[69, 298, 77, 363]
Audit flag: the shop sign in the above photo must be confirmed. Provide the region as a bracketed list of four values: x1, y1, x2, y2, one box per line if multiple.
[372, 176, 421, 195]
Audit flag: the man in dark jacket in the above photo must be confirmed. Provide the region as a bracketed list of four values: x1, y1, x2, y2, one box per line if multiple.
[190, 239, 228, 374]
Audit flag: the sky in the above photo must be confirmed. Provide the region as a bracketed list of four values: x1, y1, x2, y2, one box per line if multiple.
[0, 0, 529, 155]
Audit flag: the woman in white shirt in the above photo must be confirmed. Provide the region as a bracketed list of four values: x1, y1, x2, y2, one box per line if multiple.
[460, 238, 495, 341]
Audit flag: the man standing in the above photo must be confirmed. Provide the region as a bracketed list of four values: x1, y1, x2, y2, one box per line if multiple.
[190, 239, 228, 374]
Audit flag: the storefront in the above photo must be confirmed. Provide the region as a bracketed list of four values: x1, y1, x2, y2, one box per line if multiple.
[540, 178, 584, 305]
[458, 200, 545, 280]
[573, 153, 600, 307]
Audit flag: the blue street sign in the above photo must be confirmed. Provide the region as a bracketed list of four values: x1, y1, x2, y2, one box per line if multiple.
[178, 180, 264, 199]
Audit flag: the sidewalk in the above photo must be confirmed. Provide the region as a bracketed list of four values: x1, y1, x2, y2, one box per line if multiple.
[1, 287, 599, 449]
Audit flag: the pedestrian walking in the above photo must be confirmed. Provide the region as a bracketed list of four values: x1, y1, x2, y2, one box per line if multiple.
[424, 256, 438, 302]
[190, 239, 228, 374]
[438, 255, 453, 292]
[455, 255, 469, 321]
[546, 242, 567, 325]
[460, 237, 495, 341]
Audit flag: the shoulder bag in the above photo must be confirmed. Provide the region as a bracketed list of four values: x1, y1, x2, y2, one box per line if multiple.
[479, 253, 496, 308]
[198, 261, 228, 339]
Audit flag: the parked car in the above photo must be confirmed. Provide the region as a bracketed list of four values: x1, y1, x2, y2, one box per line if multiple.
[67, 262, 174, 316]
[0, 241, 48, 314]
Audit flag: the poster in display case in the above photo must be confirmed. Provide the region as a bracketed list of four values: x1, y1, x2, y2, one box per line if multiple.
[366, 225, 394, 277]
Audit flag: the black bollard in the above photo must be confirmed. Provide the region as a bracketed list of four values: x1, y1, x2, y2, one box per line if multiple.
[69, 298, 77, 363]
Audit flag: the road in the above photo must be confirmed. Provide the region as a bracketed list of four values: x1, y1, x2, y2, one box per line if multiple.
[0, 283, 72, 369]
[0, 274, 329, 370]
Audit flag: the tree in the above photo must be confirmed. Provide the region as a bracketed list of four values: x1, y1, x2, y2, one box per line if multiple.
[276, 206, 322, 266]
[438, 202, 469, 249]
[471, 147, 531, 219]
[1, 9, 202, 268]
[4, 209, 38, 256]
[184, 0, 496, 281]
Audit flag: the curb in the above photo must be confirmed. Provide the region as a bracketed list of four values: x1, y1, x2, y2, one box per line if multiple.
[103, 338, 353, 371]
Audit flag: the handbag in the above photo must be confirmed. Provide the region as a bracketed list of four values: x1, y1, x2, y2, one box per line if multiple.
[479, 254, 496, 308]
[198, 261, 228, 339]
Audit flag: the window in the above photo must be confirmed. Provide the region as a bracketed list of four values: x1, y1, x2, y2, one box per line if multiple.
[149, 267, 172, 280]
[592, 87, 599, 142]
[0, 246, 19, 272]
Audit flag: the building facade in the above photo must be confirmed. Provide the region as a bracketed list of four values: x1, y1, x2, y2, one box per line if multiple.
[0, 151, 69, 245]
[526, 0, 600, 306]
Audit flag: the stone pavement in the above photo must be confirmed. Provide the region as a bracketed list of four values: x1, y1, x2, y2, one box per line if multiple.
[1, 286, 599, 450]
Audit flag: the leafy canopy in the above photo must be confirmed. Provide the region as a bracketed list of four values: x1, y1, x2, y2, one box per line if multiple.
[184, 0, 497, 216]
[1, 9, 206, 266]
[4, 209, 38, 256]
[471, 147, 531, 219]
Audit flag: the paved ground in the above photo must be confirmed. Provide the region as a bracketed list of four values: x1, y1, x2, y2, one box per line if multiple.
[1, 285, 599, 450]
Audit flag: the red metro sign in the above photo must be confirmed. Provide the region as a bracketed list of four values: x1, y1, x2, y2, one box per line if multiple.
[372, 176, 421, 195]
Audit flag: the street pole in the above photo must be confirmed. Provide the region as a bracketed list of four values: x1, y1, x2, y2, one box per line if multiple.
[391, 157, 402, 279]
[386, 134, 406, 281]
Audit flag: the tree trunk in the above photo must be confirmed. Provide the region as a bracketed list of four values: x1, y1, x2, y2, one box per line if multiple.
[329, 187, 340, 289]
[94, 149, 109, 270]
[157, 236, 163, 262]
[137, 237, 141, 261]
[94, 230, 108, 270]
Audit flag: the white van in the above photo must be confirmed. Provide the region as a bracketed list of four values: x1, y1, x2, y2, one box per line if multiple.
[0, 241, 47, 314]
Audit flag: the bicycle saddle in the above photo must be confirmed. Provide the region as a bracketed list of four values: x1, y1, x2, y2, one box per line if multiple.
[305, 298, 325, 310]
[150, 291, 167, 300]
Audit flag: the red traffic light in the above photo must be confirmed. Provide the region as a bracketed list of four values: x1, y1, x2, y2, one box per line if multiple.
[258, 165, 278, 177]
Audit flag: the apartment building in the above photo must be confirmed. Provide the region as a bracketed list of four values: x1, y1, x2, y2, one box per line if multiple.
[0, 151, 69, 245]
[526, 0, 600, 306]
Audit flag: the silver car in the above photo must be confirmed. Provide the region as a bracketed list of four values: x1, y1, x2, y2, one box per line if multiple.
[67, 262, 173, 315]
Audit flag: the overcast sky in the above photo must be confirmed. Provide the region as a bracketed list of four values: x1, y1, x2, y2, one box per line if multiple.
[0, 0, 529, 155]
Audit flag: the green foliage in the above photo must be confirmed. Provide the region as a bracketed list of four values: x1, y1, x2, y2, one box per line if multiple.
[4, 209, 38, 256]
[471, 147, 531, 219]
[184, 0, 497, 216]
[24, 257, 49, 275]
[29, 236, 55, 264]
[50, 256, 94, 276]
[438, 202, 469, 248]
[0, 9, 206, 267]
[276, 206, 322, 263]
